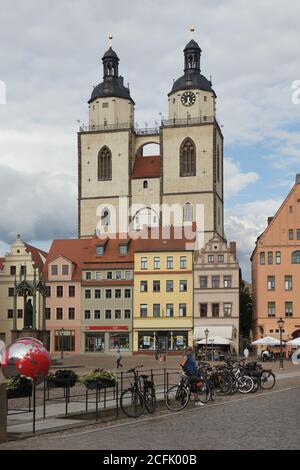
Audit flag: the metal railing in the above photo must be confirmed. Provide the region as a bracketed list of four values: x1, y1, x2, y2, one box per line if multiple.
[79, 122, 131, 132]
[161, 116, 215, 127]
[79, 116, 218, 134]
[6, 368, 181, 435]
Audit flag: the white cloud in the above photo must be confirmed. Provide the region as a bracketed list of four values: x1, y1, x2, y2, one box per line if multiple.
[225, 199, 282, 280]
[224, 158, 259, 198]
[0, 0, 299, 260]
[0, 165, 77, 245]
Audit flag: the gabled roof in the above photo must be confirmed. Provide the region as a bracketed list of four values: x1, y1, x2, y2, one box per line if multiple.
[43, 239, 90, 281]
[251, 179, 300, 260]
[132, 156, 160, 179]
[83, 236, 135, 265]
[24, 243, 48, 272]
[135, 226, 196, 252]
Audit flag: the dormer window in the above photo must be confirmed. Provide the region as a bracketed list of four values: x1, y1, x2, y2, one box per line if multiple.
[96, 245, 104, 256]
[62, 265, 69, 275]
[119, 244, 128, 255]
[51, 265, 58, 275]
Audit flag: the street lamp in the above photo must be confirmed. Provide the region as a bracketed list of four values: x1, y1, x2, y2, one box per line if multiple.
[277, 317, 285, 370]
[60, 328, 64, 360]
[204, 328, 209, 361]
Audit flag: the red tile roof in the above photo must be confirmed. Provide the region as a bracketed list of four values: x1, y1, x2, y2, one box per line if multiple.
[24, 243, 48, 273]
[132, 156, 160, 179]
[43, 239, 90, 281]
[43, 226, 196, 280]
[134, 226, 196, 252]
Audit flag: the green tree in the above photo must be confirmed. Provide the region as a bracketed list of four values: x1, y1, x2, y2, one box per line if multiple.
[240, 286, 253, 339]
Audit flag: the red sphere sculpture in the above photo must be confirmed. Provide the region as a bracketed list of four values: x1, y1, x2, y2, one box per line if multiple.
[2, 337, 50, 384]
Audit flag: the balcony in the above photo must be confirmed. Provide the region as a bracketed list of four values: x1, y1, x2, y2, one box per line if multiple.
[79, 122, 131, 133]
[161, 116, 215, 127]
[79, 115, 220, 134]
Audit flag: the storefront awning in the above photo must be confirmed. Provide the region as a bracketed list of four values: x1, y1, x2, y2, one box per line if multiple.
[193, 326, 233, 341]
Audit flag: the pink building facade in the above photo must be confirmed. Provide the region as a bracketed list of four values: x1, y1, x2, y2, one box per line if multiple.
[43, 240, 87, 354]
[252, 175, 300, 349]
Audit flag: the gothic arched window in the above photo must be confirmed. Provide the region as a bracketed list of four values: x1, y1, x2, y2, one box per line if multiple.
[98, 146, 112, 181]
[183, 202, 193, 222]
[180, 138, 196, 177]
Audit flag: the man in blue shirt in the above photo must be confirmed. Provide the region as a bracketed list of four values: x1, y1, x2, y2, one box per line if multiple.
[180, 346, 205, 406]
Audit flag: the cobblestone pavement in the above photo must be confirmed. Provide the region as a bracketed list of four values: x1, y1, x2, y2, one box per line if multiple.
[49, 353, 298, 375]
[1, 377, 300, 450]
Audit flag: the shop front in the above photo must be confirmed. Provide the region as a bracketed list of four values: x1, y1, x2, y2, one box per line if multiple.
[135, 330, 192, 354]
[83, 326, 132, 354]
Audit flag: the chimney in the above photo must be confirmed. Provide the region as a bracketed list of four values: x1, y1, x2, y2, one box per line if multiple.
[267, 217, 274, 225]
[229, 241, 236, 258]
[296, 174, 300, 184]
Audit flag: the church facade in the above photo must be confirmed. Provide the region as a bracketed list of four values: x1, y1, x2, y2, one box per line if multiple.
[78, 39, 224, 247]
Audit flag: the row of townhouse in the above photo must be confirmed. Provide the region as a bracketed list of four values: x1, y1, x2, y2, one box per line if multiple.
[0, 230, 240, 355]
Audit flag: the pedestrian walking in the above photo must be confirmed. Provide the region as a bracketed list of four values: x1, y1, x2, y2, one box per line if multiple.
[116, 347, 123, 369]
[243, 346, 249, 360]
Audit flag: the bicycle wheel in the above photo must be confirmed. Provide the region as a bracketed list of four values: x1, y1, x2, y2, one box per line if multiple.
[165, 384, 190, 411]
[237, 376, 254, 394]
[250, 377, 260, 393]
[260, 370, 276, 390]
[219, 376, 233, 395]
[144, 384, 156, 414]
[120, 388, 145, 418]
[197, 380, 211, 404]
[210, 386, 216, 401]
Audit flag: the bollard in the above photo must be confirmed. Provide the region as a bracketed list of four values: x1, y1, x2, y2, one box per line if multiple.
[0, 382, 7, 443]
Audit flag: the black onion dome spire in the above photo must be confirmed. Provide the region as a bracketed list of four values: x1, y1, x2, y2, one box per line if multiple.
[169, 39, 215, 97]
[89, 45, 134, 104]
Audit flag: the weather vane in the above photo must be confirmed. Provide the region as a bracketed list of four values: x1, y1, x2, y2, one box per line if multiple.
[109, 33, 113, 47]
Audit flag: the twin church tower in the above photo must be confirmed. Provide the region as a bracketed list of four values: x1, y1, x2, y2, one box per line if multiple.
[78, 36, 224, 243]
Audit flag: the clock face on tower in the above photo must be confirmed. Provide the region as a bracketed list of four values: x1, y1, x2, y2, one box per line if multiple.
[181, 91, 196, 106]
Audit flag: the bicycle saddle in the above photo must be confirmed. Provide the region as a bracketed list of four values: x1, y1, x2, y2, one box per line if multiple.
[140, 374, 149, 379]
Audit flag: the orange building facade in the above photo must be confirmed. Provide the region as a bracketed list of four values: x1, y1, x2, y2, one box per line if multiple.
[252, 175, 300, 347]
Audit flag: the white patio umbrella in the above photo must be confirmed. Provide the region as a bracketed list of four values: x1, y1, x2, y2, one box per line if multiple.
[252, 336, 284, 346]
[197, 335, 232, 345]
[286, 337, 300, 346]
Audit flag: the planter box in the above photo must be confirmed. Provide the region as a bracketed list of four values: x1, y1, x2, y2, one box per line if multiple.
[7, 387, 32, 399]
[86, 380, 116, 390]
[47, 378, 77, 388]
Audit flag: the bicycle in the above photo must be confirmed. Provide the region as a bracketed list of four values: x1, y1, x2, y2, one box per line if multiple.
[165, 370, 210, 411]
[120, 365, 156, 418]
[241, 361, 276, 391]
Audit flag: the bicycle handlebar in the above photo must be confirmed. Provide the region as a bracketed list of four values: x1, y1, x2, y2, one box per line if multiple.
[126, 364, 143, 373]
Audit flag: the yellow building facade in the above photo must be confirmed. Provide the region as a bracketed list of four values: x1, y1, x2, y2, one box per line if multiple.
[133, 250, 193, 354]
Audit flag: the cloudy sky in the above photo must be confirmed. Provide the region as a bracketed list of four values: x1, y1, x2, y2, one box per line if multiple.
[0, 0, 300, 280]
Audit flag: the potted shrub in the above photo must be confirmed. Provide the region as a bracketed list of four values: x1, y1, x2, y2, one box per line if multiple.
[80, 369, 117, 390]
[6, 375, 33, 399]
[46, 369, 78, 388]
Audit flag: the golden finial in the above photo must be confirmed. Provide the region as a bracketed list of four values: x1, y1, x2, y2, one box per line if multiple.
[109, 33, 113, 48]
[190, 26, 195, 37]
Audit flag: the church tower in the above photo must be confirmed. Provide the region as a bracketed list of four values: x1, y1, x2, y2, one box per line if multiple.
[78, 39, 135, 237]
[78, 36, 224, 244]
[161, 38, 224, 243]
